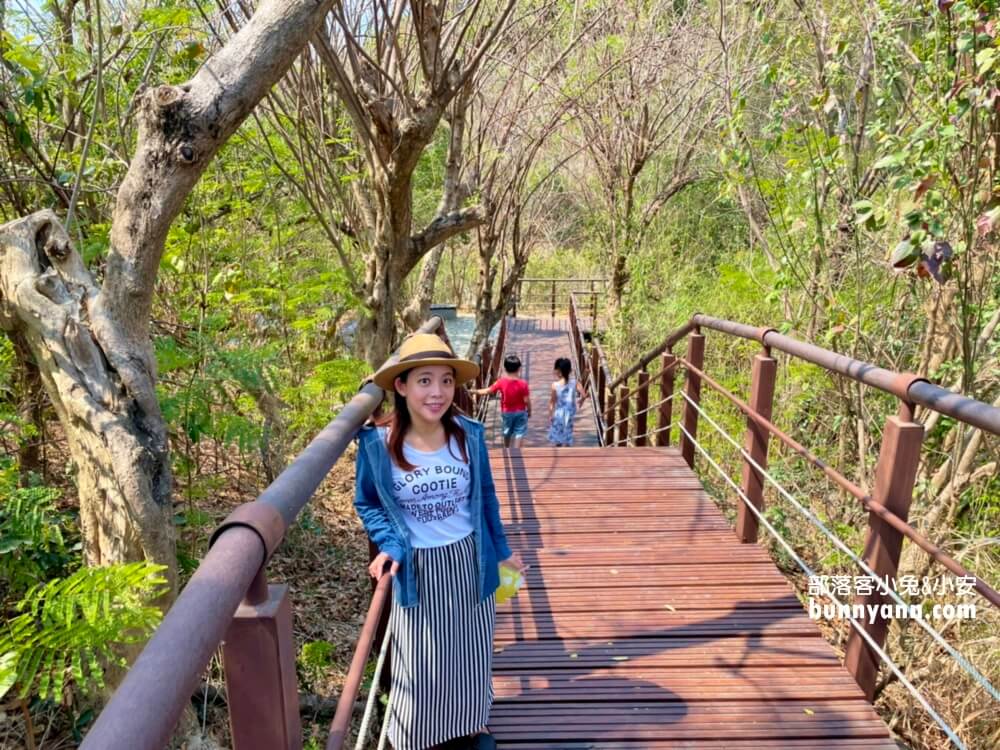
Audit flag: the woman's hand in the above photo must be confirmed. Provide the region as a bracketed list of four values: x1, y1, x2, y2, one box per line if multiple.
[368, 552, 399, 580]
[500, 552, 527, 572]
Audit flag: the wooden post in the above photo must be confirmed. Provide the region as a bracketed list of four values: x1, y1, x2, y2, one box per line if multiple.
[679, 333, 705, 468]
[222, 580, 302, 750]
[635, 371, 650, 446]
[657, 352, 676, 447]
[603, 391, 616, 446]
[592, 347, 603, 414]
[735, 353, 777, 543]
[844, 409, 923, 702]
[590, 280, 597, 326]
[551, 280, 557, 319]
[617, 384, 630, 447]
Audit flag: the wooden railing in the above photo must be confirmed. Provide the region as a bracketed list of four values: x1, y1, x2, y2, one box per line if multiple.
[569, 294, 999, 708]
[82, 315, 506, 750]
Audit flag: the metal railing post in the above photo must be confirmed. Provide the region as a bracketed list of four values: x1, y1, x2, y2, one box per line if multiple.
[657, 353, 676, 447]
[590, 281, 597, 325]
[735, 352, 777, 543]
[603, 390, 616, 446]
[635, 371, 650, 447]
[223, 576, 302, 750]
[844, 404, 924, 702]
[679, 333, 705, 468]
[617, 384, 630, 447]
[550, 280, 557, 319]
[592, 347, 604, 415]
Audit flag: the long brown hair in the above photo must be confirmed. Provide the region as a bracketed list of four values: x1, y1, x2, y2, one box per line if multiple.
[375, 368, 468, 471]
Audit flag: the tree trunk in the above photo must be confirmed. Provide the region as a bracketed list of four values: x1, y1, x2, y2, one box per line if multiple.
[0, 0, 339, 605]
[467, 268, 497, 360]
[467, 220, 528, 358]
[401, 244, 448, 331]
[357, 259, 402, 368]
[0, 212, 177, 591]
[608, 249, 628, 317]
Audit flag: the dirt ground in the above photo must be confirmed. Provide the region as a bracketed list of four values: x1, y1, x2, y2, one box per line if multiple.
[1, 429, 373, 750]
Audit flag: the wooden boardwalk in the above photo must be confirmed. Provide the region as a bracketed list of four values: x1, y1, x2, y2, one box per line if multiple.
[483, 317, 896, 748]
[483, 317, 600, 448]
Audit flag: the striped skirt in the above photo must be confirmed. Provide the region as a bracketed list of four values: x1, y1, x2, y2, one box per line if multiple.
[388, 533, 496, 749]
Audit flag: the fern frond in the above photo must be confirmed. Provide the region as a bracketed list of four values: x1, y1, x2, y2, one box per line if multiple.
[0, 561, 167, 703]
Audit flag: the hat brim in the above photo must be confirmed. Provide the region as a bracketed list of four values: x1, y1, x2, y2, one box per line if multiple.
[372, 357, 480, 391]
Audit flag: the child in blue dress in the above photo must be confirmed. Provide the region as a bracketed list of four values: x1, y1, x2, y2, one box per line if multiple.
[547, 357, 585, 447]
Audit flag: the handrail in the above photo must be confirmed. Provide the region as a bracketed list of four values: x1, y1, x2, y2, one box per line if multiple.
[519, 277, 607, 283]
[679, 355, 1000, 610]
[586, 305, 999, 722]
[326, 573, 392, 750]
[587, 309, 999, 609]
[693, 314, 1000, 433]
[83, 317, 450, 750]
[514, 278, 607, 319]
[608, 319, 698, 390]
[605, 313, 1000, 435]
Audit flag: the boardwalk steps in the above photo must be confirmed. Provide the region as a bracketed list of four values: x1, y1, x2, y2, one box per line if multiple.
[488, 446, 896, 748]
[483, 310, 898, 747]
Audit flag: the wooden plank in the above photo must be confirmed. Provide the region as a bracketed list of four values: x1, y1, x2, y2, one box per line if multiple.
[478, 322, 893, 747]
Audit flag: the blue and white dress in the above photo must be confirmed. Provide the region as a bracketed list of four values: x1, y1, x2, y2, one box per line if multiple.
[548, 378, 578, 445]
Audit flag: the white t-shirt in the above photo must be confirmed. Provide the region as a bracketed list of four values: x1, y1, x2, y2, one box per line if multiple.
[390, 436, 474, 548]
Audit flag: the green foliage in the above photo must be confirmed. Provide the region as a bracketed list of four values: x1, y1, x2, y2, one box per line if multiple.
[0, 562, 167, 704]
[298, 639, 334, 692]
[290, 357, 370, 435]
[0, 467, 75, 594]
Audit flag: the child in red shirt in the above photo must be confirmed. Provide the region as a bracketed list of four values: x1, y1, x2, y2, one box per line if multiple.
[473, 355, 531, 449]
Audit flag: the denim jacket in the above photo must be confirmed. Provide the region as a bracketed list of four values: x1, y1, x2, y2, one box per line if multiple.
[354, 415, 513, 608]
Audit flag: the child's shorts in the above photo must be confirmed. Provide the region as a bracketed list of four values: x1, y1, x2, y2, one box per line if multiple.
[501, 410, 528, 439]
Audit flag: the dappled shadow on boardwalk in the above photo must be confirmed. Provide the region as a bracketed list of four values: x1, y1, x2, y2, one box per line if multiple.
[487, 448, 897, 748]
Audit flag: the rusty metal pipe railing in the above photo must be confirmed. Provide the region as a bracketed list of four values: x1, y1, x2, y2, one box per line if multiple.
[83, 317, 450, 750]
[693, 314, 1000, 433]
[679, 356, 1000, 610]
[326, 573, 393, 750]
[907, 379, 1000, 435]
[562, 302, 998, 708]
[82, 526, 266, 749]
[608, 319, 699, 391]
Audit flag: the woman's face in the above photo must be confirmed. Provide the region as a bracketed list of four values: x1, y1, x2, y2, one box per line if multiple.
[395, 365, 455, 425]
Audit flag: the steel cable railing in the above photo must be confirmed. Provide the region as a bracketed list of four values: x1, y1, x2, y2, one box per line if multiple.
[675, 418, 968, 749]
[626, 421, 676, 445]
[353, 607, 393, 750]
[679, 388, 1000, 704]
[676, 356, 1000, 610]
[583, 310, 999, 749]
[605, 392, 677, 436]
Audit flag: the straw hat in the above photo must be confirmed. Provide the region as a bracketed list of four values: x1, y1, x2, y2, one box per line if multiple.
[372, 333, 479, 391]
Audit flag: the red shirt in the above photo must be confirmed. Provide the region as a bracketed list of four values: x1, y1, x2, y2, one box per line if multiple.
[488, 377, 530, 413]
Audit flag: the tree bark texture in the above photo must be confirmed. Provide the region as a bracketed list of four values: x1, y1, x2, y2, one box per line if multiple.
[0, 0, 336, 598]
[0, 211, 177, 588]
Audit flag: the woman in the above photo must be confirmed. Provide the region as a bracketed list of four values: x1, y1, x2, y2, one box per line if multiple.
[354, 332, 524, 749]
